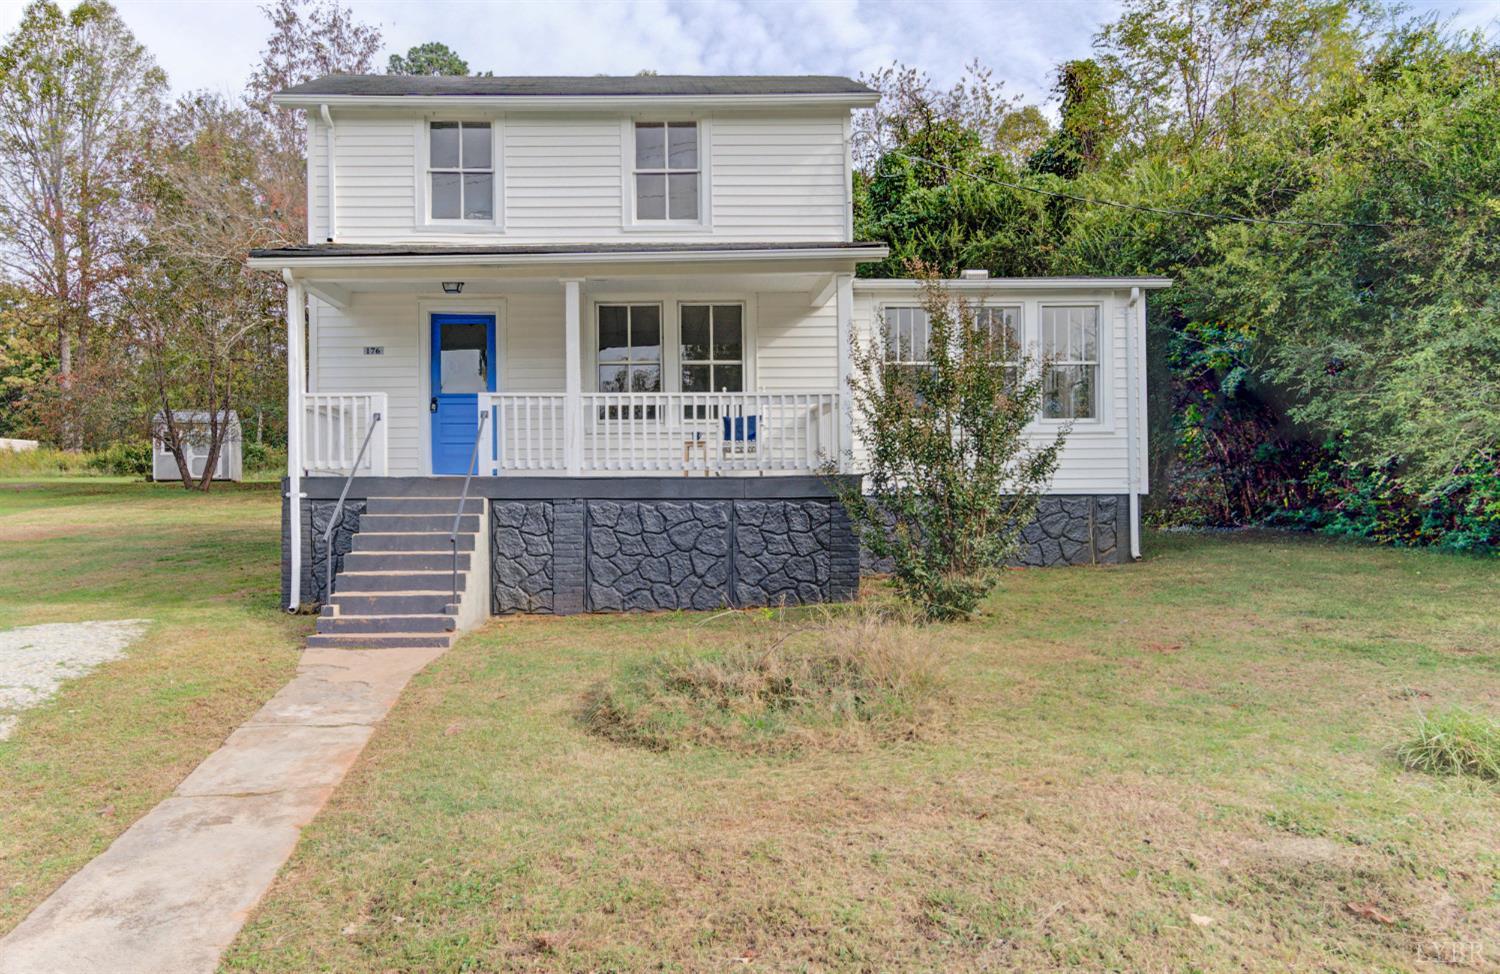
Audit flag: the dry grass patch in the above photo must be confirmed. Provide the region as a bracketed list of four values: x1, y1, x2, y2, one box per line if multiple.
[581, 609, 947, 754]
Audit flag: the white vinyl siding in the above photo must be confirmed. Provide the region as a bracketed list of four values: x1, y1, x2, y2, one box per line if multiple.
[710, 115, 848, 240]
[306, 110, 850, 244]
[505, 116, 623, 236]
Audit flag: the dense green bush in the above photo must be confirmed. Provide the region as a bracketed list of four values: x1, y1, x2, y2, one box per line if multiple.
[856, 6, 1499, 553]
[85, 441, 151, 477]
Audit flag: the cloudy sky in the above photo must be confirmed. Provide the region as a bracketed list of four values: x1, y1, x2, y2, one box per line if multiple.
[2, 0, 1497, 111]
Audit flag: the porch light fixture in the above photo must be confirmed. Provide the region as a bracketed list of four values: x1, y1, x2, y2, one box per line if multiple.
[442, 281, 464, 294]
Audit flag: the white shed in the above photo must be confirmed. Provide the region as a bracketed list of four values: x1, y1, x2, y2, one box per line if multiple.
[151, 411, 243, 482]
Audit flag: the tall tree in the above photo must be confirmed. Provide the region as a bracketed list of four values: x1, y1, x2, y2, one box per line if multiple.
[1096, 0, 1371, 148]
[387, 41, 469, 76]
[245, 0, 382, 160]
[130, 94, 292, 490]
[0, 0, 164, 386]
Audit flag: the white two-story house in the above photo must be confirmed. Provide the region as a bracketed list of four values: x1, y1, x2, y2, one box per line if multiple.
[248, 74, 1168, 644]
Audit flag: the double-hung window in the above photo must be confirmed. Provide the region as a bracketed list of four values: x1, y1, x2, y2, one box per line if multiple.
[1041, 305, 1099, 419]
[977, 305, 1023, 388]
[882, 306, 931, 388]
[429, 121, 493, 221]
[680, 303, 743, 419]
[634, 122, 699, 221]
[597, 304, 662, 419]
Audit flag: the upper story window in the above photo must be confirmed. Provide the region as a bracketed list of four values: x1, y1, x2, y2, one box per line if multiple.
[1041, 305, 1099, 419]
[634, 122, 698, 221]
[429, 121, 493, 221]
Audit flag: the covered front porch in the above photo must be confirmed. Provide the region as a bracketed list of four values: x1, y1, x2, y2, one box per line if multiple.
[256, 242, 886, 482]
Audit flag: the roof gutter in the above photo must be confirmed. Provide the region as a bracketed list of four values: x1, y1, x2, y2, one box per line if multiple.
[271, 92, 880, 110]
[319, 104, 335, 242]
[247, 244, 890, 271]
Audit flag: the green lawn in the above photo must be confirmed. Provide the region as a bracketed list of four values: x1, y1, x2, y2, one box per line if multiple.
[2, 482, 1497, 972]
[0, 481, 306, 932]
[222, 531, 1500, 972]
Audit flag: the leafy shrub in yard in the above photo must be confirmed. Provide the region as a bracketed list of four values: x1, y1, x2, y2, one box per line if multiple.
[1396, 708, 1500, 782]
[581, 610, 947, 755]
[84, 441, 151, 477]
[834, 273, 1064, 621]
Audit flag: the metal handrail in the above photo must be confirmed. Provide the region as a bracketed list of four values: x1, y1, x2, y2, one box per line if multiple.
[451, 409, 489, 605]
[323, 411, 382, 604]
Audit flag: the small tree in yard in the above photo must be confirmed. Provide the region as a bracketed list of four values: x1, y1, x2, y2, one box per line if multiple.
[835, 273, 1065, 620]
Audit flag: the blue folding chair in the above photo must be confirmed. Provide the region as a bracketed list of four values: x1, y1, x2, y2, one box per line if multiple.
[722, 414, 758, 462]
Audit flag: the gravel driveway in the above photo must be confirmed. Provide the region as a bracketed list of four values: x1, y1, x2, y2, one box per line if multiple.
[0, 620, 149, 739]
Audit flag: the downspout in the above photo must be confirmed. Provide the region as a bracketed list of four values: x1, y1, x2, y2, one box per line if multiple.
[283, 269, 305, 610]
[1125, 287, 1143, 561]
[320, 104, 336, 242]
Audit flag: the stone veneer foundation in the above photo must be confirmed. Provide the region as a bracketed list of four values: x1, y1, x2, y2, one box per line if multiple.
[282, 478, 1133, 615]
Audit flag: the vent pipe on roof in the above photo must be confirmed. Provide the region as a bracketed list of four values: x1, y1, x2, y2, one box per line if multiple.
[959, 269, 989, 280]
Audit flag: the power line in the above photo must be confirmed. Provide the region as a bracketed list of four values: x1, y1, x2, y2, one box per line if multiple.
[889, 150, 1390, 230]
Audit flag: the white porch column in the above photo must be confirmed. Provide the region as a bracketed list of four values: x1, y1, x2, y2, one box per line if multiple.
[282, 270, 306, 610]
[834, 272, 855, 473]
[561, 278, 583, 476]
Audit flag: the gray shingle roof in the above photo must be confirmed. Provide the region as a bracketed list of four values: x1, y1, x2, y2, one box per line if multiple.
[277, 74, 874, 99]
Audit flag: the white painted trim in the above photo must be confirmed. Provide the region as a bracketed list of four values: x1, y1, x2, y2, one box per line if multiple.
[562, 279, 583, 475]
[417, 297, 506, 475]
[273, 92, 879, 110]
[835, 273, 853, 472]
[283, 270, 305, 610]
[305, 281, 351, 310]
[304, 115, 316, 244]
[854, 277, 1173, 292]
[248, 245, 888, 271]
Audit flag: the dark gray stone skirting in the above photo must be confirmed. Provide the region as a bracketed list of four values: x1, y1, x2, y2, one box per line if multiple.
[488, 495, 860, 614]
[280, 481, 365, 609]
[858, 494, 1131, 573]
[282, 479, 1129, 616]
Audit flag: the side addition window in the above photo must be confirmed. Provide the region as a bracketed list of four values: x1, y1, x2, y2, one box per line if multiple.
[1041, 305, 1099, 419]
[977, 305, 1022, 387]
[634, 122, 698, 221]
[882, 306, 931, 385]
[429, 121, 493, 221]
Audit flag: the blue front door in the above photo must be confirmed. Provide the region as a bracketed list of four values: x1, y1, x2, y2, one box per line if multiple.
[430, 313, 496, 475]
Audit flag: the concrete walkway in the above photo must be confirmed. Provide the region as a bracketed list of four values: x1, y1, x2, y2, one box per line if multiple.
[0, 645, 445, 974]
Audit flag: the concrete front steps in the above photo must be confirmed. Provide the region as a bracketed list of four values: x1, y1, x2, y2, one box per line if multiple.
[306, 496, 488, 650]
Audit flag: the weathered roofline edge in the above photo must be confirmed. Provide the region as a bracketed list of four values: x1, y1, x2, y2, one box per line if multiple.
[272, 92, 880, 111]
[853, 276, 1175, 291]
[248, 244, 890, 271]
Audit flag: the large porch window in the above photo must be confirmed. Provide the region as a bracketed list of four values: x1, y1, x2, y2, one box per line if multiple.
[597, 304, 662, 419]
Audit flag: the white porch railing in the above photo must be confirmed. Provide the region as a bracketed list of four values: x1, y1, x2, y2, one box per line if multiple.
[482, 393, 566, 473]
[303, 392, 388, 475]
[479, 391, 840, 476]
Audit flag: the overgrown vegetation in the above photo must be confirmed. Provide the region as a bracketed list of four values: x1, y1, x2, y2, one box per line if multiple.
[1397, 707, 1500, 781]
[835, 275, 1063, 620]
[854, 0, 1500, 553]
[581, 609, 946, 755]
